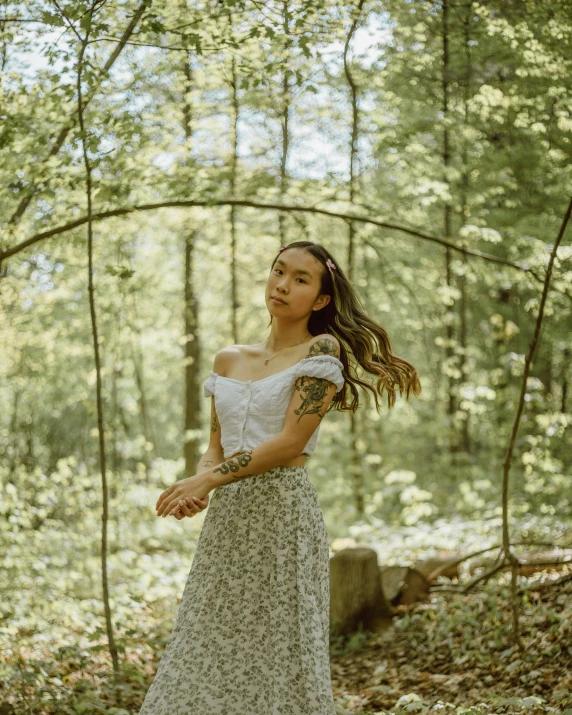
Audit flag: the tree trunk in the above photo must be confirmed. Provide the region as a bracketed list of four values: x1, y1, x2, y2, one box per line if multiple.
[182, 55, 201, 478]
[184, 228, 201, 478]
[228, 10, 240, 344]
[441, 0, 460, 456]
[344, 0, 366, 518]
[562, 346, 569, 413]
[76, 10, 119, 673]
[278, 0, 292, 248]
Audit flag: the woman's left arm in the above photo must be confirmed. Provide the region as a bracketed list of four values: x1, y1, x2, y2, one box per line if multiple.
[156, 372, 339, 517]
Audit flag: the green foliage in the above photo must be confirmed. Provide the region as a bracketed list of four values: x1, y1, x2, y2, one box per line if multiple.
[331, 579, 572, 713]
[0, 0, 571, 711]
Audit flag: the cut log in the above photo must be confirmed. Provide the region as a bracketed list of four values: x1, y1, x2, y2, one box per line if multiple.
[415, 552, 463, 581]
[329, 548, 393, 636]
[380, 565, 430, 606]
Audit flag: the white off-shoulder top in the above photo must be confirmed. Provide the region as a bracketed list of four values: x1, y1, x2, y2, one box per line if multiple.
[203, 354, 345, 459]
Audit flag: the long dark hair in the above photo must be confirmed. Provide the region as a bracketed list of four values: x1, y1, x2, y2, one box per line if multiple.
[268, 240, 422, 413]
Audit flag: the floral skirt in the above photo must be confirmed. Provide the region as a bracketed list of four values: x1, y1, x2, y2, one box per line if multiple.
[138, 465, 336, 715]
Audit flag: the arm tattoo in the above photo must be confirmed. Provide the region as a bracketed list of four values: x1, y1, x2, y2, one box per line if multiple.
[213, 450, 254, 482]
[211, 410, 219, 433]
[203, 460, 213, 468]
[307, 337, 339, 358]
[294, 376, 335, 423]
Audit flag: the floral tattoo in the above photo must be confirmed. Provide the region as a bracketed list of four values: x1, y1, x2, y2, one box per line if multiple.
[294, 376, 335, 423]
[291, 336, 340, 421]
[307, 337, 340, 358]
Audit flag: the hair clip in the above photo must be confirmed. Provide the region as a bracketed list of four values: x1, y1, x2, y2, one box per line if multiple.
[325, 258, 337, 273]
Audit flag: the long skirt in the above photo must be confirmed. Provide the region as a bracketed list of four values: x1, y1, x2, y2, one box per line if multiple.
[137, 464, 336, 715]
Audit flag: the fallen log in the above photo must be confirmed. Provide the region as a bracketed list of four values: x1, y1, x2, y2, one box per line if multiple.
[380, 565, 430, 606]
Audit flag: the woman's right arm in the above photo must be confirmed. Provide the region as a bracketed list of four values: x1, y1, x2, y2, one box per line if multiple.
[174, 351, 227, 519]
[197, 392, 226, 473]
[198, 348, 227, 471]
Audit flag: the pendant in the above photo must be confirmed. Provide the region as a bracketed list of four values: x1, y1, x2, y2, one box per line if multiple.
[264, 359, 269, 364]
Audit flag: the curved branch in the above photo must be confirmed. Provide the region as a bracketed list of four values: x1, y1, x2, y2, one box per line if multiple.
[0, 198, 531, 272]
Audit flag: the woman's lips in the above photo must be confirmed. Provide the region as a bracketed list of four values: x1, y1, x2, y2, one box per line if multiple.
[271, 297, 286, 304]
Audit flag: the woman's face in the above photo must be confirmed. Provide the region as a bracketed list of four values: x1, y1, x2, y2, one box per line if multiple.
[265, 248, 330, 318]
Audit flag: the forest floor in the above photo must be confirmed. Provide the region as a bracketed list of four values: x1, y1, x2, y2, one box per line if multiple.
[329, 573, 572, 714]
[1, 570, 570, 714]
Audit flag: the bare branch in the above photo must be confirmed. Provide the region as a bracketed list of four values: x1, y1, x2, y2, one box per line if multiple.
[1, 198, 533, 273]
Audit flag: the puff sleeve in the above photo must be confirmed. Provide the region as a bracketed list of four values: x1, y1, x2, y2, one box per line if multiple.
[203, 371, 217, 398]
[291, 355, 345, 393]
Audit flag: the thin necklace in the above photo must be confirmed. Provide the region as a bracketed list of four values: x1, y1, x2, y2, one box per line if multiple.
[264, 332, 311, 365]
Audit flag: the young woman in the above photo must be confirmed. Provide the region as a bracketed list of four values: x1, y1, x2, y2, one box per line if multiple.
[138, 241, 421, 715]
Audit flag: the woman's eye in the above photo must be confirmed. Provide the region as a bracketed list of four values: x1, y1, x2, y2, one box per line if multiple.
[274, 268, 304, 284]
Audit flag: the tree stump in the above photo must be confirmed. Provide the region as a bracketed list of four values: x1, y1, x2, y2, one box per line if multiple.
[330, 547, 393, 636]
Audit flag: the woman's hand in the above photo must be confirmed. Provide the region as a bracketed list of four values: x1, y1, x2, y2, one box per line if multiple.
[172, 494, 210, 520]
[156, 474, 211, 518]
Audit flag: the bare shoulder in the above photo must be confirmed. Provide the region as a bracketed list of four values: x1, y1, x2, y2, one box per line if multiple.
[212, 344, 243, 376]
[305, 334, 341, 359]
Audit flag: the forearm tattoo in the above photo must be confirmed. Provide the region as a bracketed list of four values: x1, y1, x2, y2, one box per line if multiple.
[294, 376, 335, 423]
[203, 460, 213, 468]
[213, 450, 254, 482]
[211, 408, 219, 433]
